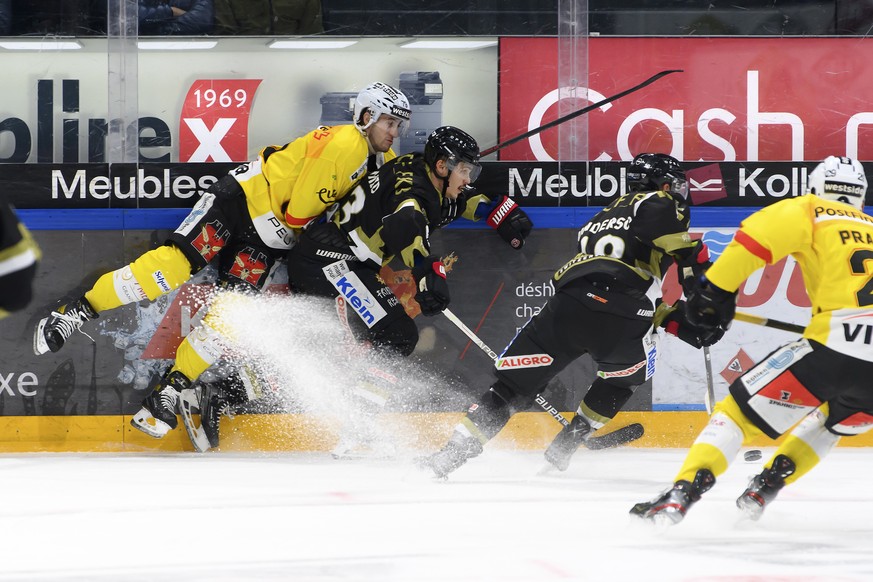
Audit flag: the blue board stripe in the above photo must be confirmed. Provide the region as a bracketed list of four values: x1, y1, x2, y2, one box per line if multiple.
[18, 207, 760, 231]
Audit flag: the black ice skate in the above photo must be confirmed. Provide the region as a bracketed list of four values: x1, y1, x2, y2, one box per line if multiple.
[416, 436, 484, 479]
[736, 454, 796, 521]
[200, 383, 233, 449]
[544, 414, 592, 471]
[33, 296, 98, 355]
[630, 468, 716, 526]
[131, 370, 191, 438]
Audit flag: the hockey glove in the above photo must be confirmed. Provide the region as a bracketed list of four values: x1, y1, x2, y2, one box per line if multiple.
[685, 275, 737, 332]
[662, 300, 725, 348]
[486, 196, 533, 250]
[437, 186, 470, 228]
[413, 256, 450, 316]
[675, 240, 711, 297]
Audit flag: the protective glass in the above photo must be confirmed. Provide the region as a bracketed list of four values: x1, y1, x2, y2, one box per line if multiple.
[374, 113, 410, 137]
[671, 175, 689, 199]
[447, 157, 482, 182]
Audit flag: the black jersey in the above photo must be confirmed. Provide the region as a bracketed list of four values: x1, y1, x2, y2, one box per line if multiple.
[553, 189, 695, 297]
[0, 200, 40, 318]
[326, 153, 489, 269]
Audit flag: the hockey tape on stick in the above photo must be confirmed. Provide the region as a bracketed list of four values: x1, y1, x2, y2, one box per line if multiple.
[441, 308, 644, 448]
[479, 69, 683, 157]
[734, 311, 805, 334]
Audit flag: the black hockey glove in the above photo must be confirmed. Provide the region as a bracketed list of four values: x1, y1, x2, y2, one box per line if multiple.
[413, 256, 450, 316]
[685, 275, 737, 332]
[662, 300, 725, 348]
[437, 186, 470, 228]
[675, 240, 711, 297]
[486, 195, 533, 250]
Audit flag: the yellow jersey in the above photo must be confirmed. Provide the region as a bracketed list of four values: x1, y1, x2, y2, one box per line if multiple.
[708, 195, 873, 361]
[229, 124, 395, 249]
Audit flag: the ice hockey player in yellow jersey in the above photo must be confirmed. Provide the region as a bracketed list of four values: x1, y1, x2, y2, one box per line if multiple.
[32, 81, 412, 444]
[632, 155, 873, 526]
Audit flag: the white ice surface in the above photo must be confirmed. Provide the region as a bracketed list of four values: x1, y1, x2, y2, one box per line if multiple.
[1, 447, 871, 581]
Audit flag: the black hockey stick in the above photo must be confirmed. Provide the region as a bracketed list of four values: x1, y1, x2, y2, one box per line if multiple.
[480, 69, 684, 157]
[734, 311, 805, 334]
[441, 308, 644, 449]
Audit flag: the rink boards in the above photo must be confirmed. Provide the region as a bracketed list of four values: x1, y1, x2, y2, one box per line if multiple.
[0, 411, 871, 453]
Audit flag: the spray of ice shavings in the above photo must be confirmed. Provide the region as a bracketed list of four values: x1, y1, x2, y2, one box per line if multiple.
[209, 289, 464, 454]
[209, 290, 350, 412]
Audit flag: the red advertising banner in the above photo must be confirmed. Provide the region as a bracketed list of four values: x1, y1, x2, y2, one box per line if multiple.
[179, 79, 263, 163]
[499, 37, 873, 163]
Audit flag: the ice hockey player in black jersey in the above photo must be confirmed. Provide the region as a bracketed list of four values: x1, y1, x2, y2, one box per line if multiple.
[286, 125, 533, 458]
[0, 198, 40, 319]
[418, 152, 723, 479]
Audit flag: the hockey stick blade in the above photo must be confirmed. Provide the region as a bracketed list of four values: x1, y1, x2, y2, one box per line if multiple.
[585, 422, 644, 450]
[480, 69, 683, 157]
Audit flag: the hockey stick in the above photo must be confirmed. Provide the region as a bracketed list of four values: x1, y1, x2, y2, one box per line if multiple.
[441, 308, 644, 449]
[734, 311, 805, 334]
[480, 69, 683, 157]
[703, 346, 715, 415]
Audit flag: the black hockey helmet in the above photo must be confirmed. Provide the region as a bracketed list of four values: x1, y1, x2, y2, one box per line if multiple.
[627, 153, 689, 199]
[424, 126, 482, 182]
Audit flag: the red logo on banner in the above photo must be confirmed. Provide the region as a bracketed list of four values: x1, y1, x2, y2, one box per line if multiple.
[141, 284, 213, 359]
[179, 79, 262, 162]
[686, 164, 728, 205]
[720, 348, 756, 385]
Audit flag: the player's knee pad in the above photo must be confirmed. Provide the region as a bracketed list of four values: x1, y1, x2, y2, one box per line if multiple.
[175, 323, 226, 382]
[128, 244, 193, 301]
[582, 376, 637, 419]
[464, 381, 522, 441]
[369, 315, 419, 358]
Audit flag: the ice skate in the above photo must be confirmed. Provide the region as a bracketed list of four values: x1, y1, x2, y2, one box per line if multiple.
[33, 297, 98, 355]
[131, 370, 191, 438]
[736, 454, 796, 521]
[416, 436, 484, 479]
[331, 434, 396, 460]
[331, 418, 397, 460]
[630, 468, 715, 526]
[544, 414, 592, 471]
[200, 383, 234, 449]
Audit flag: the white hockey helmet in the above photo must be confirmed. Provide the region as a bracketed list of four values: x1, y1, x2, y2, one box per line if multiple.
[806, 155, 868, 210]
[353, 82, 411, 136]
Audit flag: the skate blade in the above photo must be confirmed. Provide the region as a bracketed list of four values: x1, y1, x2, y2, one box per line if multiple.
[331, 449, 396, 461]
[542, 454, 570, 472]
[179, 389, 211, 453]
[130, 408, 172, 439]
[735, 497, 764, 522]
[33, 318, 50, 355]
